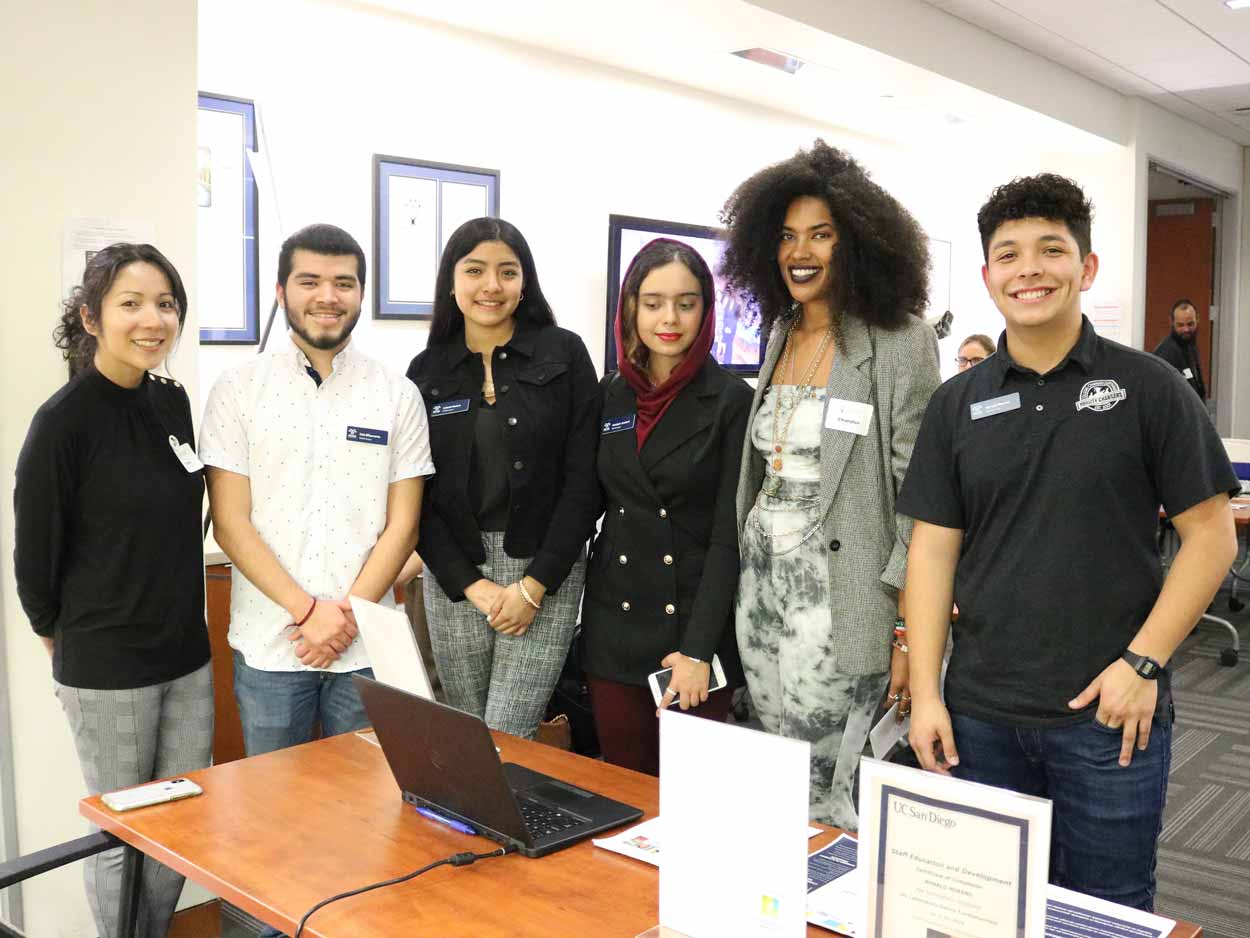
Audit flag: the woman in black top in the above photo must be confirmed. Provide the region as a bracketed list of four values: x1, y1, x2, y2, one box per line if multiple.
[14, 243, 213, 938]
[405, 218, 600, 739]
[582, 239, 752, 775]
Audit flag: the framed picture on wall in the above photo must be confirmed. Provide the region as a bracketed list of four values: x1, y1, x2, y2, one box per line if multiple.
[605, 214, 764, 376]
[373, 155, 500, 320]
[197, 92, 260, 344]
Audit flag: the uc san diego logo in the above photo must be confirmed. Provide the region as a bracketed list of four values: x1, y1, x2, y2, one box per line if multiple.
[1076, 379, 1127, 413]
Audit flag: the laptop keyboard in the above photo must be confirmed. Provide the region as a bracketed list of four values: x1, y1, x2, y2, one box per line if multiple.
[517, 795, 581, 838]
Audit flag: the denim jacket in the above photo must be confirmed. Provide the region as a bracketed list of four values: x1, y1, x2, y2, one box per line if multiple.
[405, 320, 602, 599]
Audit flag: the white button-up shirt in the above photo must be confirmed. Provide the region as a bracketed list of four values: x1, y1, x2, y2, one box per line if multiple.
[200, 335, 434, 672]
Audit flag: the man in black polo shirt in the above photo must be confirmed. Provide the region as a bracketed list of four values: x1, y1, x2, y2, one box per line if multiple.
[898, 174, 1238, 912]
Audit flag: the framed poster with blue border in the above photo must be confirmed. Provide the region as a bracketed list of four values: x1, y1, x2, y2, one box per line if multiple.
[196, 92, 260, 344]
[373, 155, 500, 320]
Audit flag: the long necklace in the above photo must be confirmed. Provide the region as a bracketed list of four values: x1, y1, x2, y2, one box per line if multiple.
[767, 320, 834, 481]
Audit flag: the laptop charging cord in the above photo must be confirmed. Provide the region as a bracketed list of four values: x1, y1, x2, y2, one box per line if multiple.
[292, 845, 517, 937]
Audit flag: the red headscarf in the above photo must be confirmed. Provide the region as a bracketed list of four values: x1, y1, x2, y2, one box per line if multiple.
[614, 238, 717, 452]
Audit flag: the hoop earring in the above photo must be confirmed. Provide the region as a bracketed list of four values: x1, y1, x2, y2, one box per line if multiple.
[519, 292, 525, 302]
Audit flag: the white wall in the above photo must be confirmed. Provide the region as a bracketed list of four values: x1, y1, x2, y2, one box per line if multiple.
[754, 0, 1249, 429]
[0, 1, 199, 934]
[748, 0, 1130, 146]
[197, 0, 1098, 396]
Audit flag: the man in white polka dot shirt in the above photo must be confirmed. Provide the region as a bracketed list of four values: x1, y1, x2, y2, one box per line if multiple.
[202, 224, 434, 760]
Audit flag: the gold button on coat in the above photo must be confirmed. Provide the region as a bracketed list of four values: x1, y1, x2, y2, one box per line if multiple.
[621, 601, 631, 611]
[659, 508, 668, 518]
[618, 555, 628, 565]
[665, 604, 675, 615]
[663, 554, 673, 565]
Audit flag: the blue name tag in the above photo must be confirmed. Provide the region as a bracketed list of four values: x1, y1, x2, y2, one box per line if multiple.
[602, 414, 636, 434]
[346, 425, 389, 445]
[431, 398, 471, 417]
[969, 392, 1021, 421]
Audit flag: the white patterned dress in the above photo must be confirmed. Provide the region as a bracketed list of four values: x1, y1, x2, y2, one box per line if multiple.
[735, 385, 889, 829]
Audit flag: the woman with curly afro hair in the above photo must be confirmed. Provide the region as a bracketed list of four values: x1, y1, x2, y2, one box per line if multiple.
[725, 139, 941, 828]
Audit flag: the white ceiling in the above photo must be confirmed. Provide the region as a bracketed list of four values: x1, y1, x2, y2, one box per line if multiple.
[921, 0, 1250, 144]
[370, 0, 1115, 153]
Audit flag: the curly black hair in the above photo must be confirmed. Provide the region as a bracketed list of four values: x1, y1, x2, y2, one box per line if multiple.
[977, 173, 1093, 260]
[719, 139, 930, 338]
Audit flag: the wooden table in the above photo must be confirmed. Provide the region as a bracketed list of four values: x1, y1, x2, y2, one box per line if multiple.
[81, 731, 1202, 938]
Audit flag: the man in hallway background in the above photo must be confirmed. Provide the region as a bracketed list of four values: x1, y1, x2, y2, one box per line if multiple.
[1152, 299, 1206, 400]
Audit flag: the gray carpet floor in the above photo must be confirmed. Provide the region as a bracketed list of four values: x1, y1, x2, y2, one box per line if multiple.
[1155, 593, 1250, 938]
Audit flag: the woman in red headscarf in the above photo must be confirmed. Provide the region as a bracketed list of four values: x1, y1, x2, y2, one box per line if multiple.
[581, 238, 753, 775]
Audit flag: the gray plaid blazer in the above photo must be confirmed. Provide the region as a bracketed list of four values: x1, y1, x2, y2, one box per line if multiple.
[735, 312, 941, 675]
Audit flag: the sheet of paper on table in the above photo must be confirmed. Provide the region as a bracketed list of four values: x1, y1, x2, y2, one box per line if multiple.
[806, 834, 864, 936]
[803, 835, 1176, 938]
[593, 817, 824, 867]
[868, 703, 909, 760]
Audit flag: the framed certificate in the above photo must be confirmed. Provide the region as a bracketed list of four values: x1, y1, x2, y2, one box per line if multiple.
[196, 93, 260, 344]
[858, 759, 1051, 938]
[372, 155, 500, 320]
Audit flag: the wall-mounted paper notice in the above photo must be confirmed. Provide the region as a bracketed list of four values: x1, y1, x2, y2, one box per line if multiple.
[62, 217, 157, 301]
[1091, 302, 1123, 342]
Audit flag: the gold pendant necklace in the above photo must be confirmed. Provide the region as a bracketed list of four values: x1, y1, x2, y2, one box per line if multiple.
[767, 320, 834, 485]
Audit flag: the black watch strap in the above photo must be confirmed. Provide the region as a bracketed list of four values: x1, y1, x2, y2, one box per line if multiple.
[1122, 650, 1163, 680]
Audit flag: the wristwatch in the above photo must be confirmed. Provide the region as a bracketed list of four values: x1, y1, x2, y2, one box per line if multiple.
[1121, 650, 1163, 680]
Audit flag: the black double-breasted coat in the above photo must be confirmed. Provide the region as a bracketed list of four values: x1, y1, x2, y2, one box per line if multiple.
[581, 357, 752, 687]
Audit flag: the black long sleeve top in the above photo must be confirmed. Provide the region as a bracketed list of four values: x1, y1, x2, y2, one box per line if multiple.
[14, 369, 211, 689]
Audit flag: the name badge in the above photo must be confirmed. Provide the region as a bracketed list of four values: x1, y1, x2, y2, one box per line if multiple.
[823, 399, 873, 436]
[1182, 368, 1194, 379]
[602, 414, 636, 434]
[346, 425, 389, 445]
[168, 435, 204, 473]
[970, 392, 1021, 421]
[430, 398, 470, 417]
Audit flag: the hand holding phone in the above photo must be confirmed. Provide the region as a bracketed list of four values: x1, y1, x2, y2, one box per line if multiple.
[648, 654, 728, 709]
[102, 778, 203, 812]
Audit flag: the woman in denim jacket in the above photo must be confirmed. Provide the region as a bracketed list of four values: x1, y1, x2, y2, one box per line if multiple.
[406, 218, 600, 738]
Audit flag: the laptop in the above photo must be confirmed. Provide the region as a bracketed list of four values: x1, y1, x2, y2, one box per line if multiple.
[353, 674, 643, 858]
[348, 595, 434, 700]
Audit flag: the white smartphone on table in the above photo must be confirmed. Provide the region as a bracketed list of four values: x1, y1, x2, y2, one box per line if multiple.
[648, 654, 728, 707]
[102, 777, 203, 812]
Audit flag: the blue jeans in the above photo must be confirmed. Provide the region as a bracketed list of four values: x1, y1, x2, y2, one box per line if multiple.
[950, 708, 1173, 912]
[232, 651, 374, 757]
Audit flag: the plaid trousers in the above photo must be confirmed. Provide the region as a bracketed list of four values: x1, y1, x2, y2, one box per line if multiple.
[424, 531, 585, 739]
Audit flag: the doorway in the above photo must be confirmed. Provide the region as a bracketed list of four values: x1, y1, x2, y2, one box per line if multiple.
[1144, 163, 1226, 416]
